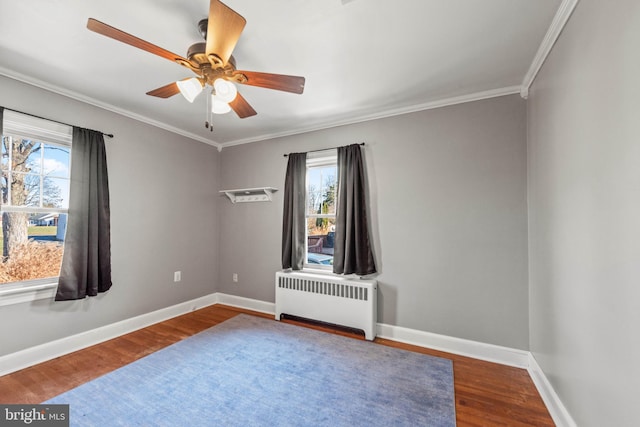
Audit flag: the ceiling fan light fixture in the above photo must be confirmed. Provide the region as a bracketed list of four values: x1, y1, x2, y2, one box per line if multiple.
[177, 77, 204, 103]
[213, 78, 238, 103]
[211, 94, 232, 114]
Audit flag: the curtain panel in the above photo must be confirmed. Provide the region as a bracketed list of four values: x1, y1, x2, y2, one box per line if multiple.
[333, 144, 377, 275]
[281, 152, 307, 270]
[56, 127, 112, 300]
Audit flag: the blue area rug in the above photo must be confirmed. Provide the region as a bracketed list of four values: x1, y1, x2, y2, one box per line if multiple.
[46, 314, 456, 426]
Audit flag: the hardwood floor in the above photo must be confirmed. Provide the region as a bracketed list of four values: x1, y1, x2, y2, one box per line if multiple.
[0, 304, 554, 426]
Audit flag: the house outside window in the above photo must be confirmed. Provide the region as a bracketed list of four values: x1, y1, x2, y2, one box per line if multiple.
[0, 110, 71, 288]
[305, 151, 337, 269]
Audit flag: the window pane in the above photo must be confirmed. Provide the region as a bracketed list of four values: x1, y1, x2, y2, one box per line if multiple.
[24, 141, 43, 174]
[1, 172, 6, 206]
[43, 177, 68, 209]
[307, 165, 337, 215]
[1, 137, 9, 171]
[306, 168, 322, 215]
[306, 217, 335, 267]
[322, 169, 337, 215]
[0, 212, 65, 284]
[10, 172, 40, 207]
[307, 187, 322, 215]
[1, 141, 70, 209]
[43, 144, 70, 178]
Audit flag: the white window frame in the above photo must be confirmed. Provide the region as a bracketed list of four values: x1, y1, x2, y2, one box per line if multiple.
[0, 111, 72, 306]
[304, 151, 337, 271]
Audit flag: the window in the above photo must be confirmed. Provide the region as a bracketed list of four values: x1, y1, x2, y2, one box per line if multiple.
[305, 152, 337, 268]
[0, 111, 71, 287]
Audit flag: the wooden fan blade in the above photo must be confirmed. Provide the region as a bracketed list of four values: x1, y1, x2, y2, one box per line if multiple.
[234, 71, 305, 94]
[87, 18, 196, 70]
[229, 92, 257, 118]
[146, 82, 180, 98]
[205, 0, 246, 66]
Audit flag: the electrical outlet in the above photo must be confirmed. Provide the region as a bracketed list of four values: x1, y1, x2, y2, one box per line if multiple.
[232, 273, 238, 283]
[174, 271, 181, 282]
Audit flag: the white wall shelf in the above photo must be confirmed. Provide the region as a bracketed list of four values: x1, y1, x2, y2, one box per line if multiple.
[220, 187, 278, 203]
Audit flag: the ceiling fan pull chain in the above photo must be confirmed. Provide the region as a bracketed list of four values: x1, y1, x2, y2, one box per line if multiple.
[205, 88, 210, 129]
[210, 89, 214, 131]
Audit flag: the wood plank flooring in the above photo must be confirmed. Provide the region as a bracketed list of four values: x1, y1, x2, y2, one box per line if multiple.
[0, 304, 554, 426]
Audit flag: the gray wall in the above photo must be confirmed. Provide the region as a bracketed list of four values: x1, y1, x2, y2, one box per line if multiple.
[527, 0, 640, 425]
[0, 76, 220, 356]
[219, 94, 529, 349]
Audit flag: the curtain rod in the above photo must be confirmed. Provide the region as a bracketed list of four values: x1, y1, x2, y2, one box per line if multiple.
[2, 107, 114, 138]
[283, 142, 364, 157]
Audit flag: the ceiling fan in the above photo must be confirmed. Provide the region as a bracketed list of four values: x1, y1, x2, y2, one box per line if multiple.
[86, 0, 305, 127]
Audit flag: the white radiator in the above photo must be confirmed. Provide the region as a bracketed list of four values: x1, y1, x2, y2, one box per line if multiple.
[275, 271, 377, 340]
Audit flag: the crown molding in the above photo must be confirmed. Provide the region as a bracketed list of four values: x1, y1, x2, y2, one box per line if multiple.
[220, 85, 522, 149]
[521, 0, 580, 98]
[0, 67, 223, 149]
[0, 66, 522, 151]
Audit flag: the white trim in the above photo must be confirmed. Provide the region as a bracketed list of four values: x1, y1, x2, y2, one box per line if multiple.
[0, 293, 218, 377]
[3, 109, 72, 146]
[527, 353, 578, 427]
[214, 293, 276, 315]
[1, 66, 520, 150]
[527, 353, 577, 427]
[219, 86, 522, 148]
[0, 281, 57, 307]
[0, 66, 222, 149]
[216, 293, 530, 368]
[376, 322, 530, 369]
[521, 0, 580, 96]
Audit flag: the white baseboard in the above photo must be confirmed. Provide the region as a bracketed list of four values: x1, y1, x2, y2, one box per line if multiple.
[376, 323, 531, 368]
[214, 293, 276, 316]
[527, 353, 577, 427]
[0, 292, 572, 427]
[0, 293, 219, 377]
[213, 293, 530, 368]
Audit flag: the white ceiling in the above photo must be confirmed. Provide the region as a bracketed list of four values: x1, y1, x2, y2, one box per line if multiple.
[0, 0, 561, 148]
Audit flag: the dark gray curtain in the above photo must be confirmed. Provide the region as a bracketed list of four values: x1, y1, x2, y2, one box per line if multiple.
[56, 127, 112, 300]
[333, 144, 376, 275]
[281, 152, 307, 270]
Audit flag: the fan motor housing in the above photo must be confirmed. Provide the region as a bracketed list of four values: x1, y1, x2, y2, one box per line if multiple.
[187, 42, 237, 68]
[186, 42, 245, 85]
[186, 42, 209, 66]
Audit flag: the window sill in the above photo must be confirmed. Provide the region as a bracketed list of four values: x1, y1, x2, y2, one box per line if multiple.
[0, 280, 58, 307]
[302, 265, 333, 273]
[300, 267, 377, 281]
